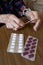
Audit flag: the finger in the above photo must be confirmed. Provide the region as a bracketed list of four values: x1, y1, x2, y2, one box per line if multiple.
[9, 15, 25, 27]
[33, 19, 40, 31]
[30, 19, 37, 23]
[6, 23, 13, 29]
[26, 11, 35, 21]
[18, 20, 25, 27]
[6, 23, 18, 31]
[7, 17, 20, 29]
[30, 11, 39, 23]
[30, 11, 35, 19]
[32, 11, 39, 19]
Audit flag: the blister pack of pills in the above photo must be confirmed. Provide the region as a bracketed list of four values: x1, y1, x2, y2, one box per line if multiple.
[7, 33, 24, 53]
[21, 36, 38, 61]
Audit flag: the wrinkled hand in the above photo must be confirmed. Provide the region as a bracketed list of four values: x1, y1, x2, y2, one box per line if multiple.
[25, 11, 40, 31]
[3, 14, 24, 31]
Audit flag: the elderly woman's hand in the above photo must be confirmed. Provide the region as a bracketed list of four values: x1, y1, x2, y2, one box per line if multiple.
[25, 11, 40, 31]
[0, 14, 25, 31]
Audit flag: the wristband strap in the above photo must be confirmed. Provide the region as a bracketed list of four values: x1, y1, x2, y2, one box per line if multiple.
[22, 8, 31, 16]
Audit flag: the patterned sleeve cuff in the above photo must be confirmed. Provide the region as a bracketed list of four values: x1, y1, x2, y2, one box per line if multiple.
[14, 0, 26, 17]
[15, 0, 26, 11]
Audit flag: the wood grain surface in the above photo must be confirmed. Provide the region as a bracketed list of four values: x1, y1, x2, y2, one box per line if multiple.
[0, 15, 43, 65]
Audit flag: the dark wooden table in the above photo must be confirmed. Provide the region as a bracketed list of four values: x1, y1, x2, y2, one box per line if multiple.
[0, 16, 43, 65]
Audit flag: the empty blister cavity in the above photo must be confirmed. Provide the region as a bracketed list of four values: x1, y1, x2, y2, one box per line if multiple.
[11, 40, 16, 43]
[12, 37, 16, 41]
[19, 40, 23, 44]
[18, 45, 23, 49]
[11, 42, 15, 45]
[19, 43, 23, 46]
[18, 49, 23, 53]
[19, 34, 23, 39]
[10, 45, 15, 49]
[9, 49, 14, 52]
[13, 33, 17, 36]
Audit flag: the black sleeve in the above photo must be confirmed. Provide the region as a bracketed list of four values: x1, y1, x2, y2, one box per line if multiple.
[0, 1, 5, 27]
[13, 0, 25, 11]
[0, 23, 5, 27]
[12, 0, 26, 17]
[0, 0, 25, 27]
